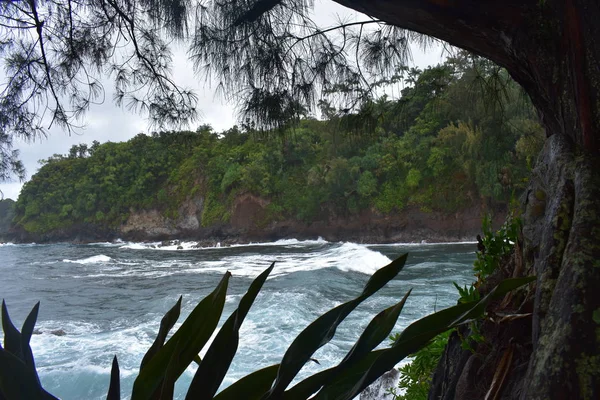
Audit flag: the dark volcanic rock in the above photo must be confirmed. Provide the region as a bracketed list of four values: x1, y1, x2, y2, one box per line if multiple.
[10, 188, 505, 244]
[428, 135, 600, 399]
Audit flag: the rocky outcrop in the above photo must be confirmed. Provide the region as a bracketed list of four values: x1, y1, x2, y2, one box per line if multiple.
[117, 192, 502, 243]
[10, 187, 505, 244]
[121, 196, 206, 240]
[428, 135, 600, 399]
[360, 369, 399, 400]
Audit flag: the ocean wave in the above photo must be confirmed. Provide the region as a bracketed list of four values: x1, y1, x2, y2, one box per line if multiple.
[115, 237, 330, 252]
[63, 254, 112, 264]
[376, 240, 477, 246]
[0, 242, 39, 247]
[182, 242, 391, 277]
[229, 237, 329, 248]
[326, 242, 392, 274]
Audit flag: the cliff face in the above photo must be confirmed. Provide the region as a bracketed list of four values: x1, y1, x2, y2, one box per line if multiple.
[115, 192, 502, 244]
[428, 135, 600, 399]
[9, 189, 503, 244]
[121, 196, 205, 240]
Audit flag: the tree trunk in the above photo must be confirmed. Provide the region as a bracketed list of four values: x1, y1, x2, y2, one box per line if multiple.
[334, 0, 600, 155]
[329, 0, 600, 398]
[428, 134, 600, 399]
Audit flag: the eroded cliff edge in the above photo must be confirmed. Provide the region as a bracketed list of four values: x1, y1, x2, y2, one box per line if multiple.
[9, 193, 504, 244]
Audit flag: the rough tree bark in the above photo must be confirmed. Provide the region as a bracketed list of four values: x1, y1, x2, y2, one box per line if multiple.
[333, 0, 600, 155]
[328, 0, 600, 398]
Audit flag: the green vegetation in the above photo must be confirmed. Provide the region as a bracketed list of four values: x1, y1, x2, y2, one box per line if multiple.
[390, 212, 522, 398]
[474, 213, 521, 281]
[0, 199, 15, 235]
[0, 254, 534, 399]
[389, 331, 451, 400]
[13, 55, 543, 235]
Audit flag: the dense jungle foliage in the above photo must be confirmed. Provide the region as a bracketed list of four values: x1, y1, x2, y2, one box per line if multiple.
[13, 55, 544, 234]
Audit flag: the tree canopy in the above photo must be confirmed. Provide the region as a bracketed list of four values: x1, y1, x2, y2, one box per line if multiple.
[0, 0, 475, 182]
[13, 56, 543, 235]
[2, 1, 600, 398]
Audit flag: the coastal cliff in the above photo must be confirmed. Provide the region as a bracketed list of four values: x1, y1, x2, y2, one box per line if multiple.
[7, 190, 504, 244]
[120, 194, 501, 244]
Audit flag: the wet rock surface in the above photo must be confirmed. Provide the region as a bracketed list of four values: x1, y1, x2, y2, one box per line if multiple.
[360, 369, 400, 400]
[428, 135, 600, 399]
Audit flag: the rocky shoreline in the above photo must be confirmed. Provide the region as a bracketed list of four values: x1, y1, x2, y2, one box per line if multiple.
[5, 195, 507, 245]
[5, 211, 505, 246]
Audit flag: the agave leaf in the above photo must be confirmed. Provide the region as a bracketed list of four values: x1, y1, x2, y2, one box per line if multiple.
[213, 364, 280, 400]
[0, 347, 45, 399]
[283, 367, 333, 399]
[106, 356, 120, 400]
[1, 300, 22, 360]
[341, 289, 411, 366]
[159, 338, 184, 399]
[132, 272, 231, 400]
[263, 254, 407, 399]
[140, 296, 182, 369]
[186, 262, 275, 400]
[20, 302, 40, 384]
[283, 291, 410, 400]
[315, 276, 536, 400]
[311, 351, 385, 400]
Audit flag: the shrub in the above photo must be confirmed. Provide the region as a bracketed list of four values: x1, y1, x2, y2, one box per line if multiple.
[390, 331, 451, 400]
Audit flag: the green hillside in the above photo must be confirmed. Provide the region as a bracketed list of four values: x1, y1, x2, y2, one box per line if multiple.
[13, 55, 543, 236]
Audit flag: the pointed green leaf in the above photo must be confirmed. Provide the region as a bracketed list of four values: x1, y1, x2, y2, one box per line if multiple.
[0, 348, 45, 400]
[159, 338, 184, 400]
[106, 356, 120, 400]
[342, 289, 411, 365]
[2, 300, 22, 360]
[312, 351, 385, 400]
[213, 364, 279, 400]
[140, 296, 182, 369]
[283, 368, 333, 400]
[186, 262, 275, 400]
[132, 272, 231, 400]
[285, 291, 411, 400]
[21, 302, 40, 384]
[361, 254, 408, 297]
[315, 276, 536, 400]
[263, 254, 407, 399]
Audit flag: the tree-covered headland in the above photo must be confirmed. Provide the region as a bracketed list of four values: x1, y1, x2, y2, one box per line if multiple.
[2, 0, 599, 398]
[13, 56, 543, 237]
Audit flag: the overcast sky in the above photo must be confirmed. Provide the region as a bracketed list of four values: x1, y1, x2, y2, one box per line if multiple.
[0, 1, 445, 200]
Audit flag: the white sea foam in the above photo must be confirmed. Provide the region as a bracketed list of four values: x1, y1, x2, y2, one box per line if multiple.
[154, 241, 199, 251]
[86, 241, 121, 247]
[378, 240, 477, 246]
[118, 242, 158, 250]
[326, 242, 392, 274]
[63, 254, 112, 264]
[229, 237, 328, 248]
[181, 242, 391, 278]
[114, 237, 329, 252]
